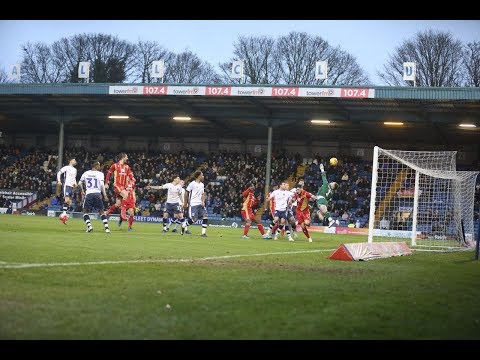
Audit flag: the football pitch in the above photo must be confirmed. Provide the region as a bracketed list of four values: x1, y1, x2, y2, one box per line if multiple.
[1, 215, 479, 340]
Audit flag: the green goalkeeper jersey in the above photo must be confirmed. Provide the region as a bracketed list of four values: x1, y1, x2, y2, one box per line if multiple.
[316, 171, 333, 206]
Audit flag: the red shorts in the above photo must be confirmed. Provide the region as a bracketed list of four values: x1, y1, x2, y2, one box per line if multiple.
[122, 200, 135, 210]
[241, 209, 255, 221]
[296, 210, 311, 225]
[114, 185, 126, 196]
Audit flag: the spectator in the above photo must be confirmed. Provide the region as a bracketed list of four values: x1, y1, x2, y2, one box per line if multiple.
[50, 195, 60, 206]
[5, 198, 13, 214]
[380, 217, 390, 230]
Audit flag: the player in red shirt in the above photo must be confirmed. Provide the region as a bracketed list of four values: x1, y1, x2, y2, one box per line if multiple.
[240, 183, 266, 239]
[288, 183, 317, 243]
[105, 152, 135, 221]
[118, 176, 136, 231]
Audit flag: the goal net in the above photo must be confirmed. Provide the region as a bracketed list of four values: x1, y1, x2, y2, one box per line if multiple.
[367, 146, 479, 251]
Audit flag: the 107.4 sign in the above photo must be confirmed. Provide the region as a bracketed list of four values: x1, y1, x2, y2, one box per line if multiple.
[341, 88, 370, 98]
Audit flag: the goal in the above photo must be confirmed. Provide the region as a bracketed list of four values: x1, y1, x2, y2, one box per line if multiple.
[367, 146, 479, 251]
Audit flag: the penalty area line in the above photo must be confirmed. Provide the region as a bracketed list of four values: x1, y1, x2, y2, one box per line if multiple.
[0, 249, 337, 269]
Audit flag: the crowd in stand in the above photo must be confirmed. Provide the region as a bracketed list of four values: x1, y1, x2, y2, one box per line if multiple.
[0, 146, 55, 201]
[0, 195, 11, 208]
[0, 144, 479, 229]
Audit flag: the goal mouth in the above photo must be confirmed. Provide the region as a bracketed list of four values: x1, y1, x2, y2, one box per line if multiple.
[367, 146, 479, 252]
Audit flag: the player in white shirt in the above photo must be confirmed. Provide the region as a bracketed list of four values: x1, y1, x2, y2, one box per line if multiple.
[56, 157, 77, 225]
[78, 161, 110, 234]
[147, 175, 187, 233]
[286, 179, 304, 239]
[268, 181, 294, 241]
[183, 170, 208, 237]
[280, 182, 297, 241]
[168, 180, 191, 234]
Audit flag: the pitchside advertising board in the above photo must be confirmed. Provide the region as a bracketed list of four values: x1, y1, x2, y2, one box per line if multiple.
[108, 85, 375, 98]
[47, 211, 242, 227]
[0, 189, 38, 210]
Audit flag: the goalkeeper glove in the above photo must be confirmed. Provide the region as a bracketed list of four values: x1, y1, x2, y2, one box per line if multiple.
[320, 163, 324, 172]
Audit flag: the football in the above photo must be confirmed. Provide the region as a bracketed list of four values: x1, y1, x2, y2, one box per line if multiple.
[329, 157, 338, 166]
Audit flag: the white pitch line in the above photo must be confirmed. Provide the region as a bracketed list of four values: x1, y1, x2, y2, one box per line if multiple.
[0, 249, 336, 269]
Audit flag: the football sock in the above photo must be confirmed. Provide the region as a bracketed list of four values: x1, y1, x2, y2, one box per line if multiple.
[201, 218, 208, 235]
[243, 223, 250, 236]
[257, 224, 265, 235]
[101, 214, 109, 231]
[83, 214, 92, 230]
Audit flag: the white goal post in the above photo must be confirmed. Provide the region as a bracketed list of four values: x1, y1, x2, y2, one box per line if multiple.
[368, 146, 479, 251]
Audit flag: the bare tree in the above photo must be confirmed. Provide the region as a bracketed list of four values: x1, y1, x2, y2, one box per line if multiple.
[377, 29, 464, 87]
[462, 41, 480, 87]
[218, 32, 369, 85]
[273, 31, 331, 85]
[274, 31, 371, 85]
[20, 42, 66, 83]
[21, 33, 137, 83]
[323, 46, 370, 86]
[218, 35, 277, 84]
[0, 67, 9, 83]
[131, 40, 173, 83]
[164, 50, 221, 84]
[51, 36, 89, 82]
[85, 33, 136, 83]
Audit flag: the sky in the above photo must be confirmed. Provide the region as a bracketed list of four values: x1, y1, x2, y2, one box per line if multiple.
[0, 20, 479, 85]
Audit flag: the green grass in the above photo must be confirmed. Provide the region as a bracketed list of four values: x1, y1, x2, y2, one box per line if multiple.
[1, 214, 479, 340]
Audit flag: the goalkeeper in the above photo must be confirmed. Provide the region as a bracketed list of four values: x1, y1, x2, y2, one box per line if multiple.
[316, 163, 339, 228]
